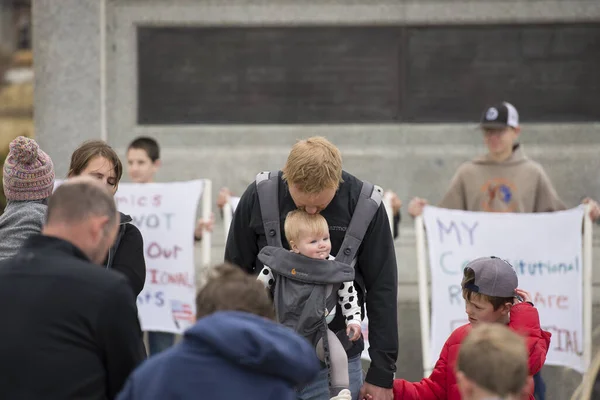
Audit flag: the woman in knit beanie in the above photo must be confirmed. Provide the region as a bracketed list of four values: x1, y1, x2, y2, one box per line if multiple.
[0, 136, 55, 261]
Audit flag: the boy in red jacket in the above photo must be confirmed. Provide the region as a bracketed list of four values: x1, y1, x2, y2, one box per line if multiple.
[392, 256, 551, 400]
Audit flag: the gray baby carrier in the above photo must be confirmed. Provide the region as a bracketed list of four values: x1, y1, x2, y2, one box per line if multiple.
[255, 171, 382, 382]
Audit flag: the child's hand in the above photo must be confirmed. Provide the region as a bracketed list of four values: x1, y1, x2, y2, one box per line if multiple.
[194, 213, 215, 240]
[514, 288, 532, 304]
[582, 197, 600, 221]
[385, 191, 402, 216]
[347, 324, 361, 341]
[217, 187, 233, 210]
[408, 197, 428, 218]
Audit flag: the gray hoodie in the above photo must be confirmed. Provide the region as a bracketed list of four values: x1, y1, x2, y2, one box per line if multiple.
[0, 200, 47, 261]
[438, 144, 566, 213]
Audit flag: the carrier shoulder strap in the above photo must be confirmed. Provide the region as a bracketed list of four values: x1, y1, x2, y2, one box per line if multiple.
[335, 181, 383, 265]
[255, 171, 283, 248]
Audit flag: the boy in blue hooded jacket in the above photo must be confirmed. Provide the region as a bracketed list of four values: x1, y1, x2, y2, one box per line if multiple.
[116, 263, 320, 400]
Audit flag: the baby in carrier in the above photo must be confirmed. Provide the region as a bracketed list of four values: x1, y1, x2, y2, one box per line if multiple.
[258, 210, 361, 400]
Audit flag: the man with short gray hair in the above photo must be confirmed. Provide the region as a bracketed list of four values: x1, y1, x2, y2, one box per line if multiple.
[0, 177, 145, 400]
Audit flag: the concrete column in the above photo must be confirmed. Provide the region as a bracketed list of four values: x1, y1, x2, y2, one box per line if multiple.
[32, 0, 106, 176]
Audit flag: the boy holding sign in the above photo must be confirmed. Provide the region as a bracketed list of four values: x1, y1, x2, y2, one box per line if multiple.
[392, 256, 551, 400]
[126, 137, 175, 355]
[126, 137, 214, 356]
[406, 101, 599, 398]
[407, 102, 600, 219]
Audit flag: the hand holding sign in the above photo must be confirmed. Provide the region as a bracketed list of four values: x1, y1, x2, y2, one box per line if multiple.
[408, 197, 428, 218]
[194, 212, 215, 241]
[582, 197, 600, 221]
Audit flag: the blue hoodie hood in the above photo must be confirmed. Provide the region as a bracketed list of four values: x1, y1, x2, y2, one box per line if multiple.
[116, 311, 321, 400]
[184, 311, 320, 385]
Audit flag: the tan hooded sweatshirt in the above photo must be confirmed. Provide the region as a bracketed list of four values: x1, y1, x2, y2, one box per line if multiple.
[439, 144, 565, 213]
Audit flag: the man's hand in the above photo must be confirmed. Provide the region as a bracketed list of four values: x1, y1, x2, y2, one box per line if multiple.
[359, 383, 393, 400]
[582, 197, 600, 221]
[346, 324, 361, 341]
[407, 197, 428, 218]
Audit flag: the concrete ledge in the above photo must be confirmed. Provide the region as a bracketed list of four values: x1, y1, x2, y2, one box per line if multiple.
[112, 0, 600, 25]
[107, 124, 600, 223]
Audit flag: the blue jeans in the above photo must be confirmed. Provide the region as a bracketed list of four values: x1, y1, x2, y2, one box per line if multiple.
[297, 355, 364, 400]
[533, 371, 546, 400]
[147, 331, 175, 356]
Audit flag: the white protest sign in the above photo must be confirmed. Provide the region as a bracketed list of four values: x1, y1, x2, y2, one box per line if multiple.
[422, 206, 585, 373]
[229, 196, 240, 212]
[223, 196, 241, 242]
[115, 181, 204, 334]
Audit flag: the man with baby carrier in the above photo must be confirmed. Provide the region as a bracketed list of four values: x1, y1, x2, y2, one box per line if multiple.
[225, 136, 398, 400]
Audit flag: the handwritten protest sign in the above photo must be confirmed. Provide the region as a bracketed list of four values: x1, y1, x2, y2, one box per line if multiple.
[422, 206, 585, 373]
[116, 181, 204, 334]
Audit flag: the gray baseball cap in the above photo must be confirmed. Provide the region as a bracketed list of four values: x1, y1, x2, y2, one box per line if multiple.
[463, 257, 518, 298]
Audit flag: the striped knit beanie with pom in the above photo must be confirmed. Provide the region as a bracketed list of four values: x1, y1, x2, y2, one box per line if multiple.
[2, 136, 55, 201]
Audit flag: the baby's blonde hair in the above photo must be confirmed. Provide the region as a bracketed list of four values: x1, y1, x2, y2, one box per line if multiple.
[282, 136, 343, 194]
[284, 210, 329, 245]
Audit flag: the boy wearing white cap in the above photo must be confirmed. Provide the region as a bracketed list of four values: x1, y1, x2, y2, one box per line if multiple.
[405, 102, 595, 399]
[407, 102, 600, 218]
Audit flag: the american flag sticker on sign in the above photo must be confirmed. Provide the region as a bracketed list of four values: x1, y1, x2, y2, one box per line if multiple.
[171, 300, 195, 329]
